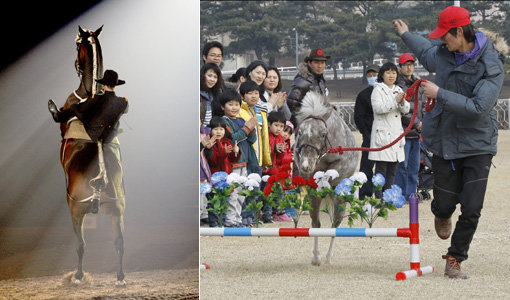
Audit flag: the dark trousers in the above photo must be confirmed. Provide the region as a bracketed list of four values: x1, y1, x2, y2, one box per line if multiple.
[374, 161, 398, 199]
[359, 134, 375, 199]
[431, 154, 492, 262]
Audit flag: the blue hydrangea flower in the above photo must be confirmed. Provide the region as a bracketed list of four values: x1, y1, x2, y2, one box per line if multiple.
[393, 194, 406, 208]
[382, 185, 405, 208]
[335, 181, 352, 196]
[200, 182, 212, 194]
[372, 173, 385, 187]
[214, 180, 229, 190]
[339, 177, 354, 187]
[211, 171, 228, 186]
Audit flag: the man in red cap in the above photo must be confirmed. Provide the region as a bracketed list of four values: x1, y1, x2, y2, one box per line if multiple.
[393, 6, 506, 279]
[394, 53, 425, 208]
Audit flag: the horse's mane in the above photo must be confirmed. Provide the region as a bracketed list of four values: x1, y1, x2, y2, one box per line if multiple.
[295, 91, 330, 124]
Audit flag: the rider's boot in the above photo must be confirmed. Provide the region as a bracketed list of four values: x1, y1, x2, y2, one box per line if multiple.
[90, 199, 99, 214]
[48, 99, 60, 122]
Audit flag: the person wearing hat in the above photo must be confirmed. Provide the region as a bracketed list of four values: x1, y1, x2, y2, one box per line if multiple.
[286, 48, 330, 126]
[354, 64, 380, 200]
[394, 53, 425, 206]
[393, 5, 506, 279]
[48, 69, 129, 143]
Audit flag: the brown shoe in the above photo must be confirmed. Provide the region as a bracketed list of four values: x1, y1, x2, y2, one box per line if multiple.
[434, 217, 452, 239]
[442, 255, 468, 279]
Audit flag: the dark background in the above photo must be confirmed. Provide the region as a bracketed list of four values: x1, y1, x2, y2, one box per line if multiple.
[1, 1, 102, 71]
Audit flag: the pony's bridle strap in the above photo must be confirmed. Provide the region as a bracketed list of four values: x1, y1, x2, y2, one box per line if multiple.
[297, 110, 333, 161]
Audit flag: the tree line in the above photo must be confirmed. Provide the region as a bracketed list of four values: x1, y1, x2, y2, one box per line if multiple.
[201, 1, 509, 79]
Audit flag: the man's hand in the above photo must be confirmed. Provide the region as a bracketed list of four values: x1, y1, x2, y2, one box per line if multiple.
[392, 19, 409, 37]
[420, 80, 439, 99]
[417, 121, 422, 133]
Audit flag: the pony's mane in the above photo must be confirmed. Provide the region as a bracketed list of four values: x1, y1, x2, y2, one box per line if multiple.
[295, 91, 330, 124]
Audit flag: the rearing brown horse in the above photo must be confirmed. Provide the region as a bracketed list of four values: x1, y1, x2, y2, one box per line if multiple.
[57, 26, 126, 284]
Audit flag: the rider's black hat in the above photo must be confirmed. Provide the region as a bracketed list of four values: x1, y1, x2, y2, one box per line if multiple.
[96, 69, 125, 86]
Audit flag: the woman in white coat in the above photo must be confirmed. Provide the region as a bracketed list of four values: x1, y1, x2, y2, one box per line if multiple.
[369, 62, 410, 198]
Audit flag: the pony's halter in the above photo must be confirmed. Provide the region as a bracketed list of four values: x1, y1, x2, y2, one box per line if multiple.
[75, 32, 100, 96]
[296, 112, 332, 162]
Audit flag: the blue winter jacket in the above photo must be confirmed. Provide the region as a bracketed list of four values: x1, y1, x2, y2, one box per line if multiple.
[401, 31, 505, 159]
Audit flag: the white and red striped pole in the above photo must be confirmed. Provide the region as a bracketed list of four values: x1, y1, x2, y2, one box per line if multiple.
[395, 193, 434, 280]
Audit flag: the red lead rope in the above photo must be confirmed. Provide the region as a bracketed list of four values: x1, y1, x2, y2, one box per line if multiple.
[328, 79, 436, 155]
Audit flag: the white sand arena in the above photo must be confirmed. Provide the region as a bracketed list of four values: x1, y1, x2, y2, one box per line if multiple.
[200, 131, 510, 299]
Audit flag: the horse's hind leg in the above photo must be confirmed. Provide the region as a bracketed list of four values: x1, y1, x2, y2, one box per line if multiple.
[110, 214, 125, 283]
[325, 237, 335, 264]
[71, 214, 86, 281]
[310, 198, 321, 266]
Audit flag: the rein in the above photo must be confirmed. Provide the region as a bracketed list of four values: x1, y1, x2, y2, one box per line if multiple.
[328, 80, 435, 155]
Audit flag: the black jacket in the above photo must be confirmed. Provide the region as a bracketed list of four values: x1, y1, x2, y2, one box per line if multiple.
[61, 91, 128, 143]
[354, 85, 374, 137]
[287, 63, 328, 120]
[396, 74, 424, 138]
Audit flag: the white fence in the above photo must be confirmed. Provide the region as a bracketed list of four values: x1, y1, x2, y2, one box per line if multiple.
[331, 99, 510, 131]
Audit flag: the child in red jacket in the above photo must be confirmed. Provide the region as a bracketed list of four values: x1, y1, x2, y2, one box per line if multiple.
[280, 121, 295, 174]
[265, 112, 292, 176]
[207, 116, 240, 174]
[265, 111, 293, 222]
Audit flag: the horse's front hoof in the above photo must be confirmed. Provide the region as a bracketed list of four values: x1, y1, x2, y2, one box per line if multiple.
[311, 256, 321, 266]
[115, 280, 127, 287]
[74, 270, 84, 281]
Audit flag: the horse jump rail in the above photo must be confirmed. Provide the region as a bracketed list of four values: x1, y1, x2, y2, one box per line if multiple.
[201, 227, 412, 237]
[200, 194, 434, 281]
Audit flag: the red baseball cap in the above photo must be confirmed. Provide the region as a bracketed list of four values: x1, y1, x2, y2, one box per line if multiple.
[429, 6, 471, 39]
[398, 53, 415, 65]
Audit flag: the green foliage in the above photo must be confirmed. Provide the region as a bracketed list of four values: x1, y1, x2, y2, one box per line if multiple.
[240, 188, 270, 228]
[201, 1, 508, 71]
[206, 185, 234, 227]
[319, 178, 397, 228]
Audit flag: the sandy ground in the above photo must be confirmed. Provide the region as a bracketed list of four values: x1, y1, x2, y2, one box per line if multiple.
[0, 268, 197, 299]
[200, 131, 510, 299]
[0, 222, 198, 299]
